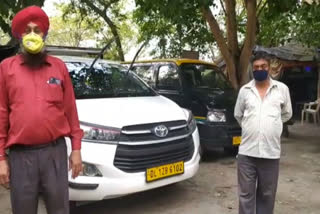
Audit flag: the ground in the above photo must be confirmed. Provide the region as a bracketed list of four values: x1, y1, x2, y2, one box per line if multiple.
[0, 123, 319, 214]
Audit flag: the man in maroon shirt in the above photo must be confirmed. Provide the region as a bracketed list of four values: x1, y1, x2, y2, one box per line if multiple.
[0, 6, 83, 214]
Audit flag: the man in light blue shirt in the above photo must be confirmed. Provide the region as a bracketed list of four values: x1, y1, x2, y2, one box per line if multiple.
[234, 52, 292, 214]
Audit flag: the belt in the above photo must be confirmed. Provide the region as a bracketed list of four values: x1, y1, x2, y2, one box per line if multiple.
[9, 137, 64, 151]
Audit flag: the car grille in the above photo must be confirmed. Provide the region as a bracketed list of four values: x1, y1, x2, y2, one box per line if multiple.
[114, 136, 194, 173]
[227, 123, 242, 136]
[119, 120, 189, 142]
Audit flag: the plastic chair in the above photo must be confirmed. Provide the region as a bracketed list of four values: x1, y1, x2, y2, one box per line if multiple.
[301, 98, 320, 125]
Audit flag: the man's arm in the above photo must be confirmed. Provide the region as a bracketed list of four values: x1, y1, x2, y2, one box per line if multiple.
[0, 64, 9, 160]
[0, 63, 10, 185]
[61, 63, 84, 178]
[62, 63, 83, 150]
[234, 88, 245, 127]
[281, 85, 293, 123]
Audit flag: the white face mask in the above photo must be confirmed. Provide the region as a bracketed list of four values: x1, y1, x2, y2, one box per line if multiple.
[22, 32, 44, 54]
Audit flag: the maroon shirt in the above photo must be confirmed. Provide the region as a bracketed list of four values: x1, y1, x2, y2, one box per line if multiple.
[0, 54, 83, 160]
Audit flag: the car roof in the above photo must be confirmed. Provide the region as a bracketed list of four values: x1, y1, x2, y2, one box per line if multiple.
[55, 55, 121, 65]
[122, 58, 217, 67]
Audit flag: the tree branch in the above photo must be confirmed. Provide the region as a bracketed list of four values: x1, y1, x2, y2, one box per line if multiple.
[225, 0, 240, 58]
[105, 0, 121, 9]
[219, 0, 227, 15]
[80, 0, 125, 60]
[257, 0, 268, 18]
[201, 6, 238, 89]
[239, 0, 257, 85]
[257, 0, 263, 10]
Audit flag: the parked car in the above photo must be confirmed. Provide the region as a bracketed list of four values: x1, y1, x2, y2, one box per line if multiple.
[56, 56, 200, 201]
[123, 59, 241, 154]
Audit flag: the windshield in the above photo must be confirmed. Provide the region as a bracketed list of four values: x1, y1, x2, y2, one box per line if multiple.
[180, 64, 232, 90]
[66, 62, 156, 99]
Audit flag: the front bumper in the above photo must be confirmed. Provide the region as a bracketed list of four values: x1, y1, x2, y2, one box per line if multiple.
[66, 129, 200, 201]
[196, 121, 241, 151]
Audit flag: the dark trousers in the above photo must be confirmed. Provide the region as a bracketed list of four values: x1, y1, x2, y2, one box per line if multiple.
[9, 138, 69, 214]
[237, 154, 279, 214]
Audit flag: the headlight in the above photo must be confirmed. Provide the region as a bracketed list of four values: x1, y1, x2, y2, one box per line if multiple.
[207, 110, 226, 122]
[187, 110, 197, 133]
[80, 121, 120, 144]
[80, 162, 102, 177]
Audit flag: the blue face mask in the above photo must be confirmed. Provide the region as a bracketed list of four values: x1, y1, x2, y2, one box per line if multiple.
[253, 70, 268, 81]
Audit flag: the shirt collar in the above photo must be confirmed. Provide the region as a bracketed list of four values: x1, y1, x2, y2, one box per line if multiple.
[244, 78, 278, 89]
[18, 54, 52, 66]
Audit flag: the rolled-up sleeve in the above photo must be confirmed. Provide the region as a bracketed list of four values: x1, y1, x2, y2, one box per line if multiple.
[234, 87, 245, 127]
[0, 64, 9, 160]
[62, 63, 83, 150]
[281, 85, 293, 123]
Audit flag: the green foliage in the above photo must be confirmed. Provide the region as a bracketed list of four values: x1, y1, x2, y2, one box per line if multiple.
[62, 0, 135, 61]
[0, 0, 45, 40]
[46, 3, 105, 47]
[294, 2, 320, 47]
[134, 0, 215, 58]
[54, 0, 137, 61]
[258, 1, 320, 47]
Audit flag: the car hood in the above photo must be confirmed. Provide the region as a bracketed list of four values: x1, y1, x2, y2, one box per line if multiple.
[190, 87, 239, 124]
[191, 87, 237, 109]
[75, 95, 187, 128]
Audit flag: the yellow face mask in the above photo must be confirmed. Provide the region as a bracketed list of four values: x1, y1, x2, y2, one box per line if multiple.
[22, 32, 44, 54]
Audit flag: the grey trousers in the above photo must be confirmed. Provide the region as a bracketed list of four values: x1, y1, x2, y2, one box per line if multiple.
[237, 154, 279, 214]
[9, 138, 69, 214]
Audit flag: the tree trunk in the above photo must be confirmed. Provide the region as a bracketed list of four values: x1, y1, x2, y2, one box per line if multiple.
[201, 7, 239, 89]
[225, 0, 240, 60]
[238, 0, 257, 86]
[318, 63, 320, 98]
[80, 0, 125, 61]
[104, 15, 125, 61]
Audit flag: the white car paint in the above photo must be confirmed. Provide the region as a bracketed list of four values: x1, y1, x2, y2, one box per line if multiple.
[59, 56, 200, 201]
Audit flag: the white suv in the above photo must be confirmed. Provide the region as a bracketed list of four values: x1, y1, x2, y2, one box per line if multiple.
[58, 56, 200, 201]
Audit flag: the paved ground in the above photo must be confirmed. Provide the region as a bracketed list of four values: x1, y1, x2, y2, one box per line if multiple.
[1, 123, 319, 214]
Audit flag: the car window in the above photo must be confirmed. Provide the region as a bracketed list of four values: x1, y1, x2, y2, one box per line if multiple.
[65, 61, 156, 99]
[131, 65, 155, 85]
[180, 64, 232, 90]
[157, 64, 180, 90]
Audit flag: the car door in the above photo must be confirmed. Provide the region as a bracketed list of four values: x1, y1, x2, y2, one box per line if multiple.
[155, 63, 185, 107]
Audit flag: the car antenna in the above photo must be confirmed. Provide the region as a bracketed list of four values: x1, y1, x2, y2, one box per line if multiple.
[126, 40, 149, 75]
[88, 38, 115, 72]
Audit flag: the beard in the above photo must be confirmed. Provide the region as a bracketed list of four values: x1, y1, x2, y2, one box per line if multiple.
[20, 44, 47, 67]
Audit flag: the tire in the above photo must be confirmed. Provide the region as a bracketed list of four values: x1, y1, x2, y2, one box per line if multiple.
[69, 201, 77, 214]
[199, 144, 207, 161]
[224, 146, 238, 156]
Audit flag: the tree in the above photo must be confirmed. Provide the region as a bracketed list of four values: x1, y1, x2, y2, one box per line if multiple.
[134, 0, 299, 89]
[134, 0, 215, 59]
[46, 3, 105, 47]
[0, 0, 45, 45]
[288, 2, 320, 48]
[65, 0, 129, 61]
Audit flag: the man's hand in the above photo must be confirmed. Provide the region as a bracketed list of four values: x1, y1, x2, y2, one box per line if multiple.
[69, 150, 82, 179]
[0, 159, 10, 185]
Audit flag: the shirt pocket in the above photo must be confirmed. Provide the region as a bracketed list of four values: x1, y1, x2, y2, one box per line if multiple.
[266, 97, 283, 119]
[45, 83, 63, 103]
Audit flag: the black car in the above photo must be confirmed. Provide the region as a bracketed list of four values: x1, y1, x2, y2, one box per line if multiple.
[124, 59, 241, 154]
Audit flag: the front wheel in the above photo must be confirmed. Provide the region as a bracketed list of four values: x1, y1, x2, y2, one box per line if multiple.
[224, 146, 238, 156]
[69, 201, 77, 214]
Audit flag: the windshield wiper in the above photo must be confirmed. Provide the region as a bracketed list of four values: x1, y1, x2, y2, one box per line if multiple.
[126, 40, 149, 75]
[88, 38, 115, 73]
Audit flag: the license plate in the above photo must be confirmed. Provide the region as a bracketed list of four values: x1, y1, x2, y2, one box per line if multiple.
[146, 161, 184, 182]
[232, 136, 242, 145]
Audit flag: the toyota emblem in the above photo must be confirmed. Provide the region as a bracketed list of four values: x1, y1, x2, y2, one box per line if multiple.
[153, 125, 169, 138]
